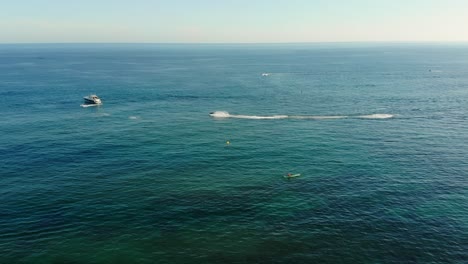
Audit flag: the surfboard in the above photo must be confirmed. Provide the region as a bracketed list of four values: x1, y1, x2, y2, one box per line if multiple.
[284, 174, 301, 178]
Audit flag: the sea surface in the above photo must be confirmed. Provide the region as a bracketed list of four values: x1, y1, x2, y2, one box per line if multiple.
[1, 43, 467, 263]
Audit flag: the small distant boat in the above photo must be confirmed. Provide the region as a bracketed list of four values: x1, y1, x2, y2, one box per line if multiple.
[261, 73, 270, 76]
[284, 173, 301, 179]
[83, 94, 102, 105]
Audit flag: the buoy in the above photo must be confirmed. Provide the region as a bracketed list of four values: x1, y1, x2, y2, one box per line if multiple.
[226, 140, 230, 145]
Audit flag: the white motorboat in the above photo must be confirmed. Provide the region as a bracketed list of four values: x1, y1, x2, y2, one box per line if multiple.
[83, 94, 102, 105]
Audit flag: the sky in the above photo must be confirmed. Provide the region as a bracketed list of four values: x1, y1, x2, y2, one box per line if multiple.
[1, 0, 467, 43]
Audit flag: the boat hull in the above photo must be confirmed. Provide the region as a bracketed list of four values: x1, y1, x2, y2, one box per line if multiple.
[83, 97, 102, 104]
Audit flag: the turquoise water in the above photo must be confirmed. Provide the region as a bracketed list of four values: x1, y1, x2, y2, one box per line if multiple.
[1, 44, 468, 263]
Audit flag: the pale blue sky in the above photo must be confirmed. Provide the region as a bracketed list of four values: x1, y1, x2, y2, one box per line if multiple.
[1, 0, 467, 43]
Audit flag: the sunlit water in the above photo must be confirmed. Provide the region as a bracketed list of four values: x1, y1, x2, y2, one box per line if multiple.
[1, 44, 467, 263]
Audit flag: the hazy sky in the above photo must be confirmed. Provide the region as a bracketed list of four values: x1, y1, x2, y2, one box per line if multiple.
[1, 0, 467, 43]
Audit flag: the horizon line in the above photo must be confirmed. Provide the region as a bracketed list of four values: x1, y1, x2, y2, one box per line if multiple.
[1, 41, 468, 45]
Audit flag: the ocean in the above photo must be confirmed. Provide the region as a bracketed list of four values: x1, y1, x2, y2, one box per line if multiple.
[1, 43, 467, 263]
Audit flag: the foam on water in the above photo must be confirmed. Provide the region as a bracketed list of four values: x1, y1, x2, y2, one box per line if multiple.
[233, 114, 289, 120]
[210, 111, 394, 120]
[210, 111, 230, 118]
[80, 104, 99, 108]
[291, 115, 347, 120]
[358, 114, 394, 119]
[210, 111, 287, 119]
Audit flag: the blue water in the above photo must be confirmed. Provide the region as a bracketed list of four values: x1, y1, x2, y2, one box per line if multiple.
[1, 43, 467, 263]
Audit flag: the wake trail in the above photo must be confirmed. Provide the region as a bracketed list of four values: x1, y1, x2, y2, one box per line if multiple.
[80, 104, 99, 108]
[209, 111, 394, 120]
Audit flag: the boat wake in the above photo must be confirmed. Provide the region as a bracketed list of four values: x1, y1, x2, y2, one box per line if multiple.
[80, 104, 99, 108]
[358, 114, 394, 119]
[209, 111, 394, 120]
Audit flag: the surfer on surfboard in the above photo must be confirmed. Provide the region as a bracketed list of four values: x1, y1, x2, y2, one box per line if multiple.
[284, 173, 301, 179]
